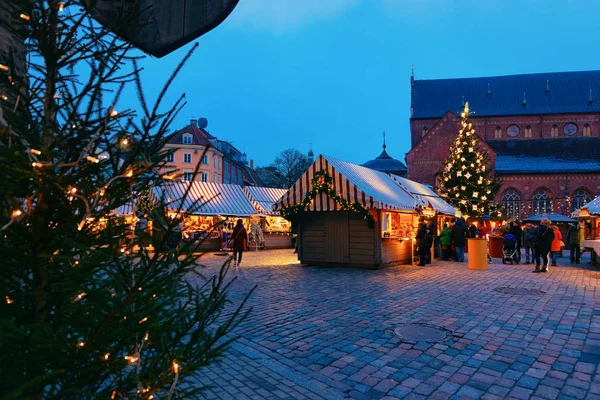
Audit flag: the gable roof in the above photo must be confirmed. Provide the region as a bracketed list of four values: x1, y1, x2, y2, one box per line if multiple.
[487, 138, 600, 174]
[274, 155, 455, 213]
[167, 124, 214, 146]
[581, 196, 600, 215]
[412, 70, 600, 119]
[154, 181, 258, 216]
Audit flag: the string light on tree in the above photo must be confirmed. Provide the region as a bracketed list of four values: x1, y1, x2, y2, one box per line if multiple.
[436, 102, 502, 218]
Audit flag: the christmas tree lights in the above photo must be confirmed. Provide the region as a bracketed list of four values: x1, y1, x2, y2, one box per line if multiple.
[437, 103, 502, 218]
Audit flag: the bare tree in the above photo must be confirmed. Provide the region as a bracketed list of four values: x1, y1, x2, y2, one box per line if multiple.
[272, 149, 310, 189]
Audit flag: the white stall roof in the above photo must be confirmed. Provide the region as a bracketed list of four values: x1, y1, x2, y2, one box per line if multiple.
[154, 181, 258, 217]
[389, 175, 456, 216]
[244, 186, 288, 216]
[274, 155, 418, 212]
[581, 196, 600, 215]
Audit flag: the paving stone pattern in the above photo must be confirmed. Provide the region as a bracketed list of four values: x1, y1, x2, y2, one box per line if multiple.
[190, 250, 600, 399]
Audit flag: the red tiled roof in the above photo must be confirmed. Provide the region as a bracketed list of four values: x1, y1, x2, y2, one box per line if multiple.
[167, 124, 214, 146]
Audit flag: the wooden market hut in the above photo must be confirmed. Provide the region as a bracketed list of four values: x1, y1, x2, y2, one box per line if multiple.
[273, 155, 455, 268]
[154, 181, 259, 251]
[243, 186, 293, 249]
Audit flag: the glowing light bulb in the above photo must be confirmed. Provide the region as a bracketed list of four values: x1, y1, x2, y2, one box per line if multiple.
[6, 296, 14, 304]
[28, 148, 41, 155]
[77, 341, 85, 347]
[104, 353, 110, 360]
[110, 109, 118, 117]
[172, 360, 180, 374]
[20, 14, 30, 21]
[86, 156, 99, 163]
[121, 138, 128, 147]
[138, 317, 148, 324]
[0, 64, 8, 72]
[12, 210, 22, 218]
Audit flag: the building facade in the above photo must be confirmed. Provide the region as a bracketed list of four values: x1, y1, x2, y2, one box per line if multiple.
[406, 70, 600, 218]
[163, 119, 225, 183]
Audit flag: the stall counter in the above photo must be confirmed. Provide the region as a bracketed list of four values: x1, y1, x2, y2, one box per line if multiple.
[582, 239, 599, 264]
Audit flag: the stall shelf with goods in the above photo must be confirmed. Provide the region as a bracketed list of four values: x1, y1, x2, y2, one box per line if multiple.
[389, 174, 456, 259]
[575, 196, 600, 263]
[274, 155, 455, 268]
[244, 186, 292, 249]
[154, 181, 259, 251]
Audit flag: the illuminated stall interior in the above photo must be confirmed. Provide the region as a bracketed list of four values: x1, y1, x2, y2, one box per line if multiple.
[244, 186, 292, 249]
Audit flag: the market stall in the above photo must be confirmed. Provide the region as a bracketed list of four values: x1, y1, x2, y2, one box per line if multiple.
[154, 181, 259, 251]
[575, 196, 600, 263]
[244, 186, 292, 249]
[273, 155, 455, 268]
[389, 174, 456, 259]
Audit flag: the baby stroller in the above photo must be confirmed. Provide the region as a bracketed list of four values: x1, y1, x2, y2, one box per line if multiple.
[502, 234, 519, 264]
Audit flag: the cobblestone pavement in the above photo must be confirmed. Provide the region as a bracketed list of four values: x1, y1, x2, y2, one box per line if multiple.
[190, 250, 600, 400]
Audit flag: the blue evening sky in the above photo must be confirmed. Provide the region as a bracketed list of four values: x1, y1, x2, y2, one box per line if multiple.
[125, 0, 600, 167]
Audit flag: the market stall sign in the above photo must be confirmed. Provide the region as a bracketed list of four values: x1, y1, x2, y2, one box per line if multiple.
[86, 0, 239, 58]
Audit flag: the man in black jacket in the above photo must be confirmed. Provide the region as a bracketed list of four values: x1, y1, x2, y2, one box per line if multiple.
[533, 218, 554, 273]
[415, 223, 428, 266]
[451, 218, 467, 262]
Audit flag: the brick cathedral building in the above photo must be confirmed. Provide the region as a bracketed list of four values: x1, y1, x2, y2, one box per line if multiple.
[405, 70, 600, 218]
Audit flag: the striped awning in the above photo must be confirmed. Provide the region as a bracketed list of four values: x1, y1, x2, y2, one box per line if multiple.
[244, 186, 288, 216]
[581, 196, 600, 215]
[273, 155, 417, 212]
[113, 202, 136, 216]
[388, 175, 456, 216]
[154, 181, 258, 217]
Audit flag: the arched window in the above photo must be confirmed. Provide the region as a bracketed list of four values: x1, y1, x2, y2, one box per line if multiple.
[525, 125, 532, 138]
[495, 126, 502, 139]
[502, 189, 521, 218]
[532, 188, 552, 215]
[583, 124, 592, 137]
[572, 188, 592, 211]
[551, 124, 558, 137]
[421, 126, 428, 137]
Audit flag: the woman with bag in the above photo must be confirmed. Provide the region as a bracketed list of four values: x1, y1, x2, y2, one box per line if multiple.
[231, 219, 248, 267]
[550, 224, 563, 266]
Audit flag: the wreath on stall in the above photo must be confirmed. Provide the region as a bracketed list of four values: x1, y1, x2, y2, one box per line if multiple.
[280, 170, 376, 229]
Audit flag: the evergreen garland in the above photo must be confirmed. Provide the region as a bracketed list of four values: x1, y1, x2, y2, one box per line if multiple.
[280, 170, 376, 229]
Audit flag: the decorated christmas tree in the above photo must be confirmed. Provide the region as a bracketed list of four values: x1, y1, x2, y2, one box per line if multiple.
[437, 102, 502, 218]
[0, 1, 251, 398]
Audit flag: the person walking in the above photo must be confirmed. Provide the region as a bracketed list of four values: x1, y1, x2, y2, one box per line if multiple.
[231, 219, 248, 267]
[567, 221, 584, 264]
[522, 222, 535, 264]
[440, 223, 451, 260]
[533, 218, 554, 273]
[451, 218, 467, 262]
[550, 224, 563, 266]
[509, 220, 523, 262]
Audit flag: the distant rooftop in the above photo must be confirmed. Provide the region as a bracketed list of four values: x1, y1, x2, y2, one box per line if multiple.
[488, 138, 600, 175]
[412, 70, 600, 119]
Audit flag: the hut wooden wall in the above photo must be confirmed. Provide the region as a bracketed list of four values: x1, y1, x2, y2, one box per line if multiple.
[381, 239, 412, 265]
[298, 210, 379, 268]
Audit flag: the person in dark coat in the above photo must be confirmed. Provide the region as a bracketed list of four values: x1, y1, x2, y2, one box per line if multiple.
[424, 222, 435, 264]
[522, 222, 535, 264]
[566, 221, 584, 264]
[231, 219, 248, 267]
[415, 223, 428, 266]
[509, 220, 523, 262]
[451, 218, 467, 262]
[533, 218, 554, 273]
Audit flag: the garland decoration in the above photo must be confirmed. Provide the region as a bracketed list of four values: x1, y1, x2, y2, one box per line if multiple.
[280, 171, 376, 229]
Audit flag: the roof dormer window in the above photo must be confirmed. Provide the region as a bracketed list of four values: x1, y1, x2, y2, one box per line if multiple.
[182, 133, 193, 144]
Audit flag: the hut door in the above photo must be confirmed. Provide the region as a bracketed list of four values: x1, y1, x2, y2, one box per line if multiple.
[325, 212, 350, 263]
